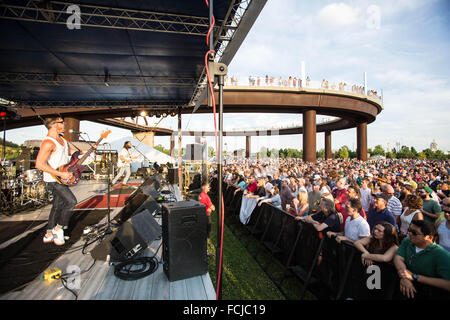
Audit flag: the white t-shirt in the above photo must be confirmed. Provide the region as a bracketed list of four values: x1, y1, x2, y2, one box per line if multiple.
[344, 216, 371, 241]
[117, 148, 132, 167]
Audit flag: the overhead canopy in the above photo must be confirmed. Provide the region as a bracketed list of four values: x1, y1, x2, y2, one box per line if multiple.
[0, 0, 267, 115]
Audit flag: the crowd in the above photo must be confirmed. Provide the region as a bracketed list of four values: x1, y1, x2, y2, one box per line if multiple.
[219, 157, 450, 297]
[224, 75, 381, 100]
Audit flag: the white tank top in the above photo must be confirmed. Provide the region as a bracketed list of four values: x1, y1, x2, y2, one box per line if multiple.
[42, 136, 71, 183]
[399, 207, 421, 236]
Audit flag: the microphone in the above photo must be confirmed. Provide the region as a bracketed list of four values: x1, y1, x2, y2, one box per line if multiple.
[69, 129, 87, 134]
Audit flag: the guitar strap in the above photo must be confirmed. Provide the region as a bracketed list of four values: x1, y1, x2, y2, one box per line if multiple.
[58, 134, 81, 153]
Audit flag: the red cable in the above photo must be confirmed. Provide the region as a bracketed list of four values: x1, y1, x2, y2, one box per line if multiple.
[205, 0, 225, 301]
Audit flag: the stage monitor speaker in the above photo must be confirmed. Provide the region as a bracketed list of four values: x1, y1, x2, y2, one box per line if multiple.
[162, 200, 207, 282]
[133, 195, 161, 216]
[90, 209, 161, 262]
[117, 191, 149, 223]
[168, 168, 179, 185]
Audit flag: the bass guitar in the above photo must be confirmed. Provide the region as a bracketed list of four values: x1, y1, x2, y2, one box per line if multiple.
[52, 130, 111, 186]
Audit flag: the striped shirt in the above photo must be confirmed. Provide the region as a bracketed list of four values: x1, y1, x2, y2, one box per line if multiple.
[387, 195, 403, 216]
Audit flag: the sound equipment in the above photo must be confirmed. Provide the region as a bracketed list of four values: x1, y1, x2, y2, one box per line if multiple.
[90, 209, 161, 262]
[52, 130, 111, 185]
[185, 143, 207, 161]
[94, 163, 113, 177]
[117, 191, 149, 223]
[162, 200, 208, 281]
[168, 168, 179, 184]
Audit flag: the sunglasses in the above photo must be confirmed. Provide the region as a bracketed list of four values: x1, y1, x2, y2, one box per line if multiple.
[407, 228, 423, 236]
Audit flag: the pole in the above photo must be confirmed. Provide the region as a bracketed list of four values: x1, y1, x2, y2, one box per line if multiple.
[177, 107, 183, 192]
[216, 71, 224, 300]
[301, 61, 306, 88]
[364, 72, 367, 95]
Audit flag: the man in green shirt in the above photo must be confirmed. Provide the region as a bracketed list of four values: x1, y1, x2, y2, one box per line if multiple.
[394, 220, 450, 299]
[419, 187, 442, 225]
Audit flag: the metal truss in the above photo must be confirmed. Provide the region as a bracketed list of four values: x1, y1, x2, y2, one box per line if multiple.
[11, 99, 188, 108]
[0, 72, 197, 87]
[188, 0, 257, 109]
[0, 0, 233, 36]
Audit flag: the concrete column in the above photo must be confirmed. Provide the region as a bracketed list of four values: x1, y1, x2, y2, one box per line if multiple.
[133, 131, 154, 148]
[357, 122, 368, 161]
[302, 110, 316, 163]
[325, 131, 332, 159]
[64, 117, 80, 141]
[245, 136, 251, 158]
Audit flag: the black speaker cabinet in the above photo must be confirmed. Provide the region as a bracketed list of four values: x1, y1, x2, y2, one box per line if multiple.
[90, 221, 148, 262]
[90, 209, 161, 262]
[162, 200, 207, 281]
[167, 168, 179, 185]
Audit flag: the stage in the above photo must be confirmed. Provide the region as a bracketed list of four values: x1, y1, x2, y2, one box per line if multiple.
[0, 179, 216, 300]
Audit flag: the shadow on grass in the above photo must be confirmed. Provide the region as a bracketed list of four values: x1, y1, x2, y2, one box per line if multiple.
[206, 206, 316, 300]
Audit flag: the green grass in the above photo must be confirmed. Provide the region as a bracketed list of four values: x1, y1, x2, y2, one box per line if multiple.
[206, 203, 316, 300]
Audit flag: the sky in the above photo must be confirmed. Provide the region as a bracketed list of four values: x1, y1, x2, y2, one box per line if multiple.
[4, 0, 450, 154]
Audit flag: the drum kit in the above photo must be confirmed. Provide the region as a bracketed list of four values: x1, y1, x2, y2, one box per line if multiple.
[1, 164, 53, 214]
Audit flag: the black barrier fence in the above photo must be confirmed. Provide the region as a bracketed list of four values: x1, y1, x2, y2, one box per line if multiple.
[214, 181, 450, 300]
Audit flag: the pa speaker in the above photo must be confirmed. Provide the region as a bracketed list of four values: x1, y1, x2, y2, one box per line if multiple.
[185, 143, 207, 161]
[162, 200, 207, 281]
[90, 209, 161, 262]
[168, 168, 179, 185]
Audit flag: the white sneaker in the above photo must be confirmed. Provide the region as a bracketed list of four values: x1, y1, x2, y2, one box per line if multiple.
[43, 233, 54, 244]
[52, 227, 65, 246]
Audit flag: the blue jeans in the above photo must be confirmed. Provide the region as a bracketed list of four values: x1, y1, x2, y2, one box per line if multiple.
[46, 182, 77, 233]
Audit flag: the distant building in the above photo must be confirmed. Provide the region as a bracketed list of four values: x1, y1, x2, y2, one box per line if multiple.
[430, 139, 438, 152]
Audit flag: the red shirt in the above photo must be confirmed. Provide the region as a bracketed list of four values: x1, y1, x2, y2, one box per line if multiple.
[199, 191, 213, 215]
[247, 182, 258, 194]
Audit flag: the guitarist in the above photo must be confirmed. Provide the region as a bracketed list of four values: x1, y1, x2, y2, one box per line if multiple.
[111, 141, 140, 187]
[35, 116, 96, 246]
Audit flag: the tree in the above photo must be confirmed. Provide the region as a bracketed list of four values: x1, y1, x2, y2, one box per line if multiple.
[208, 146, 215, 157]
[372, 145, 385, 156]
[338, 146, 349, 159]
[316, 149, 325, 159]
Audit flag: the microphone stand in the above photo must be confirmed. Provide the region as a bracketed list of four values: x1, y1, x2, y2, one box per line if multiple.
[130, 145, 155, 178]
[103, 142, 113, 234]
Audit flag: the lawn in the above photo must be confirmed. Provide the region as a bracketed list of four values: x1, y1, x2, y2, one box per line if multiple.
[206, 199, 316, 300]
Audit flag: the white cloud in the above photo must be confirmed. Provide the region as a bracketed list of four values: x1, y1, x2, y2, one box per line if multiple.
[318, 3, 362, 26]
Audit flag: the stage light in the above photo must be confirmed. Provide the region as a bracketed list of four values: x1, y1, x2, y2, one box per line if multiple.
[140, 110, 147, 117]
[162, 112, 167, 118]
[170, 111, 176, 117]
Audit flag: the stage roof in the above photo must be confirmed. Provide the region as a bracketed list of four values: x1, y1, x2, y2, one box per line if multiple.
[0, 0, 266, 112]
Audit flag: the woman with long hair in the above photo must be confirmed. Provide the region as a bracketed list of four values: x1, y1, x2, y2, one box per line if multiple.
[354, 221, 399, 266]
[398, 194, 424, 242]
[291, 190, 309, 217]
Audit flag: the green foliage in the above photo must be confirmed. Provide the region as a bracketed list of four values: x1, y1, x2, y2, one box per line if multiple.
[153, 144, 170, 156]
[372, 144, 385, 156]
[338, 146, 349, 159]
[208, 146, 215, 157]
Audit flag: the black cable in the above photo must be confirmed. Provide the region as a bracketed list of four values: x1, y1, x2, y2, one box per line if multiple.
[60, 277, 78, 300]
[113, 256, 158, 281]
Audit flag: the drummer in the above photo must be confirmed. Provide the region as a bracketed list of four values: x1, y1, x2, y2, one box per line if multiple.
[35, 115, 79, 246]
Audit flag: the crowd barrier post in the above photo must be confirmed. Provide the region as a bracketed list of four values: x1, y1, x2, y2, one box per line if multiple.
[299, 236, 325, 300]
[277, 219, 304, 288]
